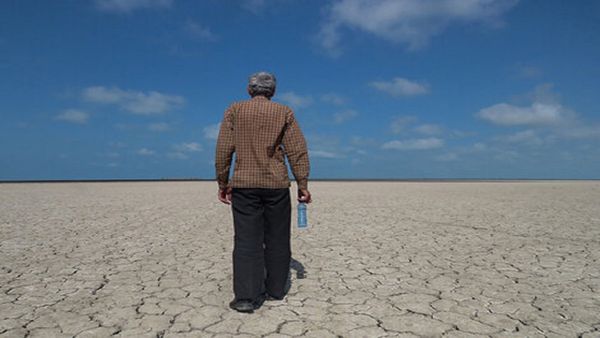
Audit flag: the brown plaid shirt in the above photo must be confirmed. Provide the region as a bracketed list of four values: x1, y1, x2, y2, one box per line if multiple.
[215, 95, 310, 190]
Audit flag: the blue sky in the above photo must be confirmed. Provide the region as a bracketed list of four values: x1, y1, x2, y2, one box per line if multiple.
[1, 0, 600, 180]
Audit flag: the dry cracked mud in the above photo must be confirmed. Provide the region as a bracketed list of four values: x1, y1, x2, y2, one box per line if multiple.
[1, 181, 599, 337]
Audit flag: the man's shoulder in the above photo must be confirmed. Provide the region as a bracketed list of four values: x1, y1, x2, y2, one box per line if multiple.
[267, 100, 292, 112]
[226, 101, 243, 110]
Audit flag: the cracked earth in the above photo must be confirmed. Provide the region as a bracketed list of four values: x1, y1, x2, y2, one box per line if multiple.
[1, 181, 599, 337]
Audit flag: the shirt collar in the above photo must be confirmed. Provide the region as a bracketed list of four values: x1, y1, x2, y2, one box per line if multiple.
[252, 95, 270, 101]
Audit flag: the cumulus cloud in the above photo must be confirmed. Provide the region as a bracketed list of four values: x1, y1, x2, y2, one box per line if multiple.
[317, 0, 519, 54]
[55, 109, 89, 124]
[390, 116, 416, 134]
[503, 129, 544, 145]
[94, 0, 173, 13]
[477, 83, 576, 127]
[477, 102, 568, 126]
[109, 141, 127, 148]
[414, 124, 442, 135]
[435, 152, 459, 161]
[433, 141, 490, 162]
[370, 77, 429, 97]
[321, 93, 346, 106]
[241, 0, 266, 14]
[185, 20, 216, 41]
[382, 137, 444, 150]
[167, 152, 189, 160]
[148, 122, 171, 132]
[82, 86, 184, 115]
[515, 64, 543, 79]
[168, 142, 202, 160]
[278, 92, 313, 109]
[203, 123, 221, 140]
[309, 149, 345, 159]
[137, 148, 156, 156]
[350, 136, 377, 147]
[105, 151, 120, 158]
[493, 149, 519, 162]
[472, 142, 487, 151]
[478, 84, 600, 144]
[333, 110, 358, 124]
[558, 125, 600, 139]
[174, 142, 202, 152]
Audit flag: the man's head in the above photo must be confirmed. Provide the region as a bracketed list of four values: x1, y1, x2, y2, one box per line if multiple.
[248, 71, 276, 98]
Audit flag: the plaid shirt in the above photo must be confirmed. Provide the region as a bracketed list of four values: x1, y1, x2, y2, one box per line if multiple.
[215, 95, 310, 190]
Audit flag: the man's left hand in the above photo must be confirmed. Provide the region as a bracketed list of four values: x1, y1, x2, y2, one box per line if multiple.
[218, 187, 232, 204]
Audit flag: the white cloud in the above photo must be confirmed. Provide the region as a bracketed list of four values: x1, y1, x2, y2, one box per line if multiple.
[477, 102, 566, 126]
[317, 0, 519, 54]
[137, 148, 156, 156]
[350, 136, 377, 147]
[370, 77, 429, 97]
[109, 141, 127, 148]
[174, 142, 203, 152]
[478, 84, 600, 143]
[309, 150, 345, 159]
[168, 142, 202, 160]
[435, 152, 459, 161]
[148, 122, 171, 132]
[432, 141, 489, 162]
[203, 123, 221, 140]
[558, 125, 600, 139]
[185, 20, 216, 41]
[382, 137, 444, 150]
[333, 110, 358, 124]
[94, 0, 173, 13]
[241, 0, 266, 14]
[321, 93, 346, 106]
[316, 19, 343, 57]
[82, 86, 184, 115]
[451, 130, 478, 138]
[503, 129, 544, 145]
[167, 152, 189, 160]
[390, 116, 416, 134]
[414, 123, 442, 135]
[114, 123, 134, 131]
[55, 109, 89, 124]
[278, 92, 313, 109]
[493, 149, 519, 161]
[515, 64, 543, 79]
[472, 142, 487, 151]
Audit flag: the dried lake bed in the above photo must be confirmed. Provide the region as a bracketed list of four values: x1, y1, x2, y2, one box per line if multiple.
[1, 181, 599, 337]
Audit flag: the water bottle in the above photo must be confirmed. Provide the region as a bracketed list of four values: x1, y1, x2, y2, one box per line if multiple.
[297, 202, 308, 229]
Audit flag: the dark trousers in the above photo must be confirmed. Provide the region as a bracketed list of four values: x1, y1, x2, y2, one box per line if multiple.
[231, 188, 291, 301]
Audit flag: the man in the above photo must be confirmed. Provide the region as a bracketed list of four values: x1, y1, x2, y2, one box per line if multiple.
[215, 72, 311, 313]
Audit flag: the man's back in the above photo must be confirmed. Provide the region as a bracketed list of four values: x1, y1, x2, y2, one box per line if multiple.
[215, 95, 309, 190]
[215, 72, 311, 313]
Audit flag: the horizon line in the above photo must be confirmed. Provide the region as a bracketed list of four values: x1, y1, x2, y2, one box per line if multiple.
[1, 178, 599, 184]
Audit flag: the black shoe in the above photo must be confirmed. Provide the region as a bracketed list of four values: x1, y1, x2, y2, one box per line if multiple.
[229, 299, 254, 313]
[264, 293, 284, 301]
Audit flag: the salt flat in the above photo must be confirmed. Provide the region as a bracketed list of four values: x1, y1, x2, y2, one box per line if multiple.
[1, 181, 599, 338]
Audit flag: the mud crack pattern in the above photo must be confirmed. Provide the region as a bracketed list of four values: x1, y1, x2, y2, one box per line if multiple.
[1, 181, 599, 337]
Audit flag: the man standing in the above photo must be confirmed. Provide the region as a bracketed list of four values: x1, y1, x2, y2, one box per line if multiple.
[215, 72, 311, 313]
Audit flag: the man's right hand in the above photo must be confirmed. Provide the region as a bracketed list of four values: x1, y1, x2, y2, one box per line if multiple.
[218, 187, 232, 205]
[298, 188, 312, 203]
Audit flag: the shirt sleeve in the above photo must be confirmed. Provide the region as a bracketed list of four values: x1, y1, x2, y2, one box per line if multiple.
[282, 109, 310, 190]
[215, 105, 235, 190]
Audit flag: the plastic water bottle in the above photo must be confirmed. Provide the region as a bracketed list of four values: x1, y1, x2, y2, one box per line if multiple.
[297, 202, 308, 229]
